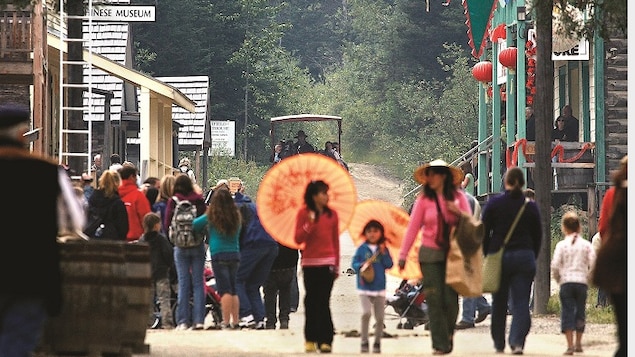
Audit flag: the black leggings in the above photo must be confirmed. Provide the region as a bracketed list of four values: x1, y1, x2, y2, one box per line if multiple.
[302, 266, 335, 345]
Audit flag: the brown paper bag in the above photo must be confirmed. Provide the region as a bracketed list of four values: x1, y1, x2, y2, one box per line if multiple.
[446, 229, 483, 297]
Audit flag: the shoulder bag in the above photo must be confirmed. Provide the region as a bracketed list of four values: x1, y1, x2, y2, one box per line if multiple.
[482, 199, 528, 293]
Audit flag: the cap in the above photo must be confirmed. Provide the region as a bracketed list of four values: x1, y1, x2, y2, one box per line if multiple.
[213, 179, 229, 190]
[81, 173, 93, 182]
[0, 104, 30, 129]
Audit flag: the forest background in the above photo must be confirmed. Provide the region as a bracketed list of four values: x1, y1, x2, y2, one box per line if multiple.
[132, 0, 481, 198]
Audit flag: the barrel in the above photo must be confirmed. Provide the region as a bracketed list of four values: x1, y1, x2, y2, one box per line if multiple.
[39, 241, 127, 355]
[121, 242, 152, 354]
[38, 240, 151, 356]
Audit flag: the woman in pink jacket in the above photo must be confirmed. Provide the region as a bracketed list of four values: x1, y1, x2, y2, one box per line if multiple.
[398, 160, 470, 355]
[294, 180, 339, 354]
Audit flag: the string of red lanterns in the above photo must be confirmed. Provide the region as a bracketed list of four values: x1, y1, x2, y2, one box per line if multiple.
[525, 40, 537, 106]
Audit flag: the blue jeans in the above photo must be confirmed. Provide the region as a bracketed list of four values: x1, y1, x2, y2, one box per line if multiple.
[0, 297, 48, 357]
[461, 295, 490, 324]
[491, 249, 536, 351]
[174, 244, 206, 326]
[559, 283, 587, 333]
[212, 258, 239, 296]
[263, 266, 296, 326]
[236, 244, 279, 322]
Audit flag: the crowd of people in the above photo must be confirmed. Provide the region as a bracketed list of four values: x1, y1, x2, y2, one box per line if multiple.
[74, 163, 304, 334]
[270, 129, 348, 170]
[3, 101, 624, 356]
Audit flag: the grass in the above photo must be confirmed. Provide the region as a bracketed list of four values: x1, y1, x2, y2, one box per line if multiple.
[546, 286, 615, 324]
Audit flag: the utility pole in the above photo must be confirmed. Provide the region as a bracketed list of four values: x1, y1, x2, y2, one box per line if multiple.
[244, 74, 248, 161]
[532, 0, 554, 315]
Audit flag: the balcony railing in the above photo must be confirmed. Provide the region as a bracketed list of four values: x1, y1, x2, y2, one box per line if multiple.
[0, 6, 33, 61]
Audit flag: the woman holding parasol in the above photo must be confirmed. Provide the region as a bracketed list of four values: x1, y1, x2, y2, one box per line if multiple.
[294, 180, 339, 354]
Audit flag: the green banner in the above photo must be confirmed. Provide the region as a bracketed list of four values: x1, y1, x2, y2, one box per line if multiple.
[462, 0, 498, 58]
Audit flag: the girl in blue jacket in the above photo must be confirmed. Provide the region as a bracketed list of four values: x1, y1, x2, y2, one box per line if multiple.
[351, 220, 393, 353]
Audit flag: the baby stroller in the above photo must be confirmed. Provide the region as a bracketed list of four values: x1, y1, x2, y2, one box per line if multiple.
[385, 279, 429, 329]
[151, 268, 223, 329]
[204, 267, 223, 328]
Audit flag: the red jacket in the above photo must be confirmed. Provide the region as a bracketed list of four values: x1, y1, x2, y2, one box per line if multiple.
[294, 206, 340, 271]
[119, 179, 151, 241]
[598, 187, 615, 239]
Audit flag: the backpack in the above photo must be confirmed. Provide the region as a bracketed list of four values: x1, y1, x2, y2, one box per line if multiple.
[83, 199, 115, 239]
[168, 196, 203, 248]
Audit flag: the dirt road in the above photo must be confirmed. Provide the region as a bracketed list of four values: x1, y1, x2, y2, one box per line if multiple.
[135, 163, 618, 356]
[348, 162, 405, 206]
[139, 234, 617, 357]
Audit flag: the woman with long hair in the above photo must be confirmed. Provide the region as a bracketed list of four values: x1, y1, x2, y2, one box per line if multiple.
[294, 180, 340, 353]
[84, 170, 128, 240]
[153, 174, 176, 234]
[482, 167, 542, 355]
[193, 189, 242, 329]
[398, 159, 471, 355]
[165, 174, 207, 330]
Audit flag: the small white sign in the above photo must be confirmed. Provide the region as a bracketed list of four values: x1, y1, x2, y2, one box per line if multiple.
[527, 29, 589, 61]
[496, 40, 508, 86]
[89, 6, 156, 22]
[551, 40, 590, 61]
[210, 121, 235, 157]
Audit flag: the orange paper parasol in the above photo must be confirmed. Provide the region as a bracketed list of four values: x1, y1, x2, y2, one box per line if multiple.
[256, 153, 357, 250]
[348, 200, 422, 280]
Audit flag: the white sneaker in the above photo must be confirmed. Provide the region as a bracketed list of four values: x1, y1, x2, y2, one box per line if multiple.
[192, 323, 204, 330]
[175, 323, 189, 331]
[253, 321, 266, 330]
[238, 314, 255, 328]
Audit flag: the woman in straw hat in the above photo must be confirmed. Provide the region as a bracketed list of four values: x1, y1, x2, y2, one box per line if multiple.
[397, 159, 471, 355]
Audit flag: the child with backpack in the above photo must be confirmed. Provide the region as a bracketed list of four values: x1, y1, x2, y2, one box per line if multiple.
[351, 220, 393, 353]
[139, 212, 176, 329]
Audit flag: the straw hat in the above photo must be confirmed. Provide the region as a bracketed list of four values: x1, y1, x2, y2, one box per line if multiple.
[413, 159, 464, 186]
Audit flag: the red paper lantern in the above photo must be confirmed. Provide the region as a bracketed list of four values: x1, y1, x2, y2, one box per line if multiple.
[490, 23, 507, 42]
[472, 61, 493, 84]
[498, 47, 518, 71]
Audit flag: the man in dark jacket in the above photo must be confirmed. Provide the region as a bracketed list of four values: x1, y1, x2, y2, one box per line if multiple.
[234, 189, 279, 329]
[293, 130, 315, 154]
[561, 104, 579, 142]
[0, 104, 84, 355]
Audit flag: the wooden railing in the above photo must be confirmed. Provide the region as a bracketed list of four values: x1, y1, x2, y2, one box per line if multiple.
[0, 5, 33, 61]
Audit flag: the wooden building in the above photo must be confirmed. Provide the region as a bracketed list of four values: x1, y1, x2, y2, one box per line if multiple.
[463, 0, 627, 235]
[0, 1, 202, 180]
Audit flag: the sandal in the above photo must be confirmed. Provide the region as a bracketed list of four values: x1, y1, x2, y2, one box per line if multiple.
[563, 347, 574, 355]
[575, 346, 583, 353]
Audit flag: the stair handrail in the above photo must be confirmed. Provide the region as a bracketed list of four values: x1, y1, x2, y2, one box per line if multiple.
[402, 135, 495, 200]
